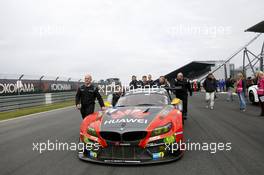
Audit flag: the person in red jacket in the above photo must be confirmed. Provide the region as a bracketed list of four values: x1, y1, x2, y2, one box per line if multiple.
[257, 71, 264, 116]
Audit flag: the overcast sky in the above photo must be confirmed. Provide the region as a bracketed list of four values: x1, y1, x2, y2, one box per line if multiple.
[0, 0, 263, 83]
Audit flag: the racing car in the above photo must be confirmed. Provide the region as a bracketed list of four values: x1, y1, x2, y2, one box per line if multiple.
[79, 88, 184, 164]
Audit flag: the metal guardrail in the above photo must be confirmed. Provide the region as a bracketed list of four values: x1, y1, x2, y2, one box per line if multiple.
[0, 92, 76, 112]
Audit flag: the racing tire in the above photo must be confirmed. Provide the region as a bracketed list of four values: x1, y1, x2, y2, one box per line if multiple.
[249, 91, 256, 104]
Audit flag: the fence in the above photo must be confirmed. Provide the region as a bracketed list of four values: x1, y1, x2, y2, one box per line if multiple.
[0, 91, 76, 112]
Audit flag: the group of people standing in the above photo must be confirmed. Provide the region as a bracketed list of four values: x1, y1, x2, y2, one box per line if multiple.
[129, 74, 155, 89]
[203, 72, 247, 112]
[203, 71, 264, 116]
[129, 73, 192, 119]
[75, 71, 264, 120]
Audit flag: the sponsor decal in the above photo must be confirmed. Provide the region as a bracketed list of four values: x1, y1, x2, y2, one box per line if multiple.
[104, 118, 148, 125]
[89, 151, 98, 158]
[51, 84, 71, 91]
[0, 79, 79, 95]
[0, 82, 35, 94]
[152, 152, 165, 159]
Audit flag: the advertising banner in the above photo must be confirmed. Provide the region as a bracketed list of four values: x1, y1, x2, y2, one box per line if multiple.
[0, 79, 81, 95]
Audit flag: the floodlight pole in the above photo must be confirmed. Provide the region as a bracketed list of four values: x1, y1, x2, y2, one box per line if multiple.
[55, 77, 59, 82]
[18, 74, 24, 95]
[18, 74, 24, 81]
[39, 76, 44, 93]
[40, 75, 44, 81]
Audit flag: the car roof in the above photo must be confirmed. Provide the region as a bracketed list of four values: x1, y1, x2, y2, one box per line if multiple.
[125, 88, 169, 96]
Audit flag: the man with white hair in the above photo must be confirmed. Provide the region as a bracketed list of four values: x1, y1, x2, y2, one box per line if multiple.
[75, 74, 105, 119]
[173, 72, 192, 119]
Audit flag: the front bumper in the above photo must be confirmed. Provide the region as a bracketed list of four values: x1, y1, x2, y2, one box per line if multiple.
[78, 142, 183, 165]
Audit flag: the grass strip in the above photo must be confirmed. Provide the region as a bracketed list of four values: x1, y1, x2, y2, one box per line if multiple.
[0, 101, 75, 121]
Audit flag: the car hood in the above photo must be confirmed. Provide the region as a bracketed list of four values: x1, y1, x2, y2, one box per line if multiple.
[100, 106, 164, 132]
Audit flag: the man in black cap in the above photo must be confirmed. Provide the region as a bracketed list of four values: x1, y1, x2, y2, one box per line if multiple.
[76, 74, 105, 119]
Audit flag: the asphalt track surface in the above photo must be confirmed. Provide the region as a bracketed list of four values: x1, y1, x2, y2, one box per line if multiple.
[1, 93, 264, 175]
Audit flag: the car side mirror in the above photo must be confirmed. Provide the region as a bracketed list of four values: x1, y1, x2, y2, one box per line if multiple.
[171, 98, 181, 105]
[104, 101, 112, 108]
[104, 94, 113, 107]
[171, 98, 183, 111]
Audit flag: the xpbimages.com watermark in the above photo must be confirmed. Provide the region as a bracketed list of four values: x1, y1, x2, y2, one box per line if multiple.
[32, 140, 100, 154]
[98, 84, 171, 96]
[167, 24, 232, 38]
[32, 140, 232, 154]
[165, 140, 232, 154]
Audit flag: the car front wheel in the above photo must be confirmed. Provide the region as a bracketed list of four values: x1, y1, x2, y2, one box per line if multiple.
[249, 91, 256, 104]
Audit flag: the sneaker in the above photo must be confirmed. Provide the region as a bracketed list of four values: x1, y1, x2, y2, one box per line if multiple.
[210, 106, 214, 110]
[242, 109, 246, 112]
[206, 105, 209, 109]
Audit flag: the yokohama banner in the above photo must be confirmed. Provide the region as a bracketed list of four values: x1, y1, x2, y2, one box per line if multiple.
[0, 79, 81, 95]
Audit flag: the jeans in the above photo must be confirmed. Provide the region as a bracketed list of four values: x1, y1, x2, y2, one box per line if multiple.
[237, 92, 246, 110]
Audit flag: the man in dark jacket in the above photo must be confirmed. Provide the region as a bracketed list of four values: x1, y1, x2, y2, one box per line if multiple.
[156, 76, 170, 87]
[129, 75, 139, 90]
[173, 72, 192, 119]
[203, 73, 217, 110]
[226, 77, 235, 101]
[138, 75, 149, 88]
[148, 74, 154, 87]
[111, 88, 124, 107]
[76, 74, 105, 119]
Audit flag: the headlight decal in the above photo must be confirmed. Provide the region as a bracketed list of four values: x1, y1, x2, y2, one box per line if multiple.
[151, 122, 172, 137]
[87, 127, 97, 137]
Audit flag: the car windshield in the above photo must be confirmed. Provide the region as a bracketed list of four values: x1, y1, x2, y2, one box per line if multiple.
[116, 93, 169, 107]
